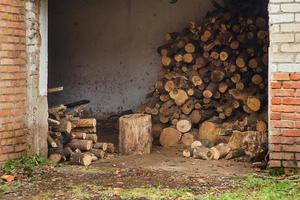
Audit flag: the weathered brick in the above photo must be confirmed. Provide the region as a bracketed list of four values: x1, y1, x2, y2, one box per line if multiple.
[282, 130, 300, 137]
[290, 74, 300, 81]
[282, 113, 300, 120]
[282, 97, 300, 105]
[281, 44, 300, 53]
[271, 105, 300, 112]
[271, 34, 294, 43]
[282, 144, 300, 152]
[272, 97, 282, 104]
[270, 136, 295, 144]
[272, 73, 290, 81]
[281, 23, 300, 32]
[271, 82, 282, 89]
[272, 120, 294, 128]
[269, 4, 280, 13]
[268, 160, 282, 168]
[271, 112, 281, 120]
[282, 161, 299, 168]
[281, 3, 300, 12]
[272, 53, 294, 62]
[270, 13, 294, 23]
[270, 152, 295, 160]
[278, 64, 300, 72]
[283, 81, 300, 89]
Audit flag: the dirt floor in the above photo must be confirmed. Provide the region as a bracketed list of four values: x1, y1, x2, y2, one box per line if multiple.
[0, 121, 257, 199]
[0, 146, 256, 200]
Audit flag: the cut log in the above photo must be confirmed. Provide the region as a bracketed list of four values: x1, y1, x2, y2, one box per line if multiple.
[242, 131, 268, 161]
[209, 143, 231, 160]
[198, 121, 230, 144]
[61, 147, 74, 159]
[181, 132, 195, 146]
[119, 114, 152, 155]
[90, 149, 105, 159]
[106, 143, 115, 153]
[85, 134, 98, 143]
[48, 104, 66, 115]
[159, 127, 182, 147]
[48, 86, 64, 94]
[228, 131, 245, 150]
[48, 118, 60, 126]
[256, 120, 267, 132]
[181, 99, 194, 115]
[183, 149, 192, 158]
[225, 149, 245, 160]
[164, 80, 175, 92]
[169, 89, 188, 106]
[71, 118, 96, 128]
[189, 110, 201, 124]
[152, 123, 163, 139]
[193, 146, 210, 160]
[93, 142, 108, 151]
[68, 139, 93, 151]
[47, 134, 58, 148]
[49, 153, 62, 164]
[71, 132, 86, 140]
[176, 119, 192, 133]
[72, 127, 96, 133]
[246, 96, 261, 112]
[70, 152, 93, 166]
[191, 140, 203, 149]
[203, 83, 218, 98]
[52, 119, 72, 133]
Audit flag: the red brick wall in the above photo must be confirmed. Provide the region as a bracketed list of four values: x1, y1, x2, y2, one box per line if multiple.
[0, 0, 28, 167]
[270, 73, 300, 169]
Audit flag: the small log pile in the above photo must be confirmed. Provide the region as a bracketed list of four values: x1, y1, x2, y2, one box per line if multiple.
[183, 129, 268, 161]
[47, 97, 115, 166]
[137, 1, 268, 161]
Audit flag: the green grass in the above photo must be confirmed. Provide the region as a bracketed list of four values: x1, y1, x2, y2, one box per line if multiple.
[201, 174, 300, 200]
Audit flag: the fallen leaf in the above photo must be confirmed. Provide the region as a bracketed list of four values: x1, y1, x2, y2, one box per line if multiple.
[1, 175, 15, 182]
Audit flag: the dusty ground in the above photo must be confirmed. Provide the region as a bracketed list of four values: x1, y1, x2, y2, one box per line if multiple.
[0, 122, 256, 199]
[0, 146, 255, 200]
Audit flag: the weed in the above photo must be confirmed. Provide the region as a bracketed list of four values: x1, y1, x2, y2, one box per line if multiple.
[2, 155, 47, 174]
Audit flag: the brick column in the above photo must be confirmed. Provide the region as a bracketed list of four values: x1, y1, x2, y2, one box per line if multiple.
[269, 0, 300, 169]
[0, 0, 28, 166]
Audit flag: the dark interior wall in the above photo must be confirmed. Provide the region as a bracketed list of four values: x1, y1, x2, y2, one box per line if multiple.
[48, 0, 213, 118]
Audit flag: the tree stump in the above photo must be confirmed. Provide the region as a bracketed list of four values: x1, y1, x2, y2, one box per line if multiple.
[119, 114, 152, 155]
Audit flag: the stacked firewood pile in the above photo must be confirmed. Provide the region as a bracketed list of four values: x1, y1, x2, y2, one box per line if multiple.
[138, 1, 268, 161]
[47, 95, 115, 166]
